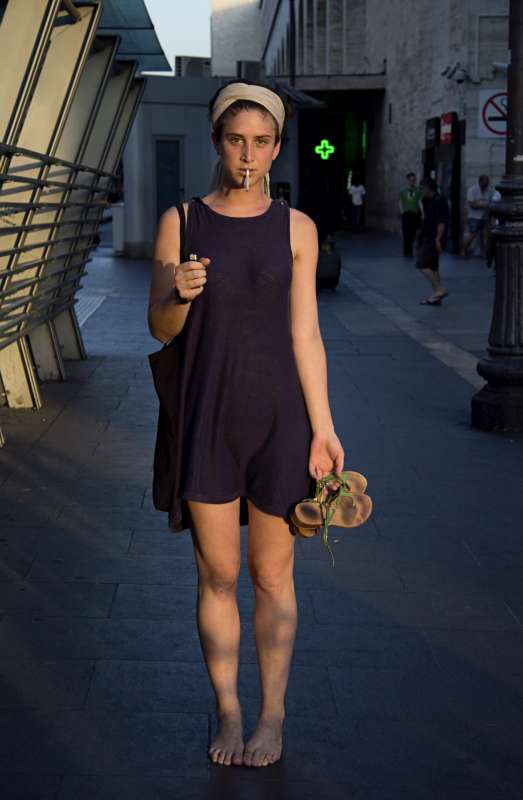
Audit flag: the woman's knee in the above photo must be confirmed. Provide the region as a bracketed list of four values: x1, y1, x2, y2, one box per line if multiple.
[188, 499, 241, 593]
[196, 557, 241, 595]
[248, 559, 294, 595]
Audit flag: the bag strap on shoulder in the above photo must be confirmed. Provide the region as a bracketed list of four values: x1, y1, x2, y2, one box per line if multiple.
[176, 202, 189, 263]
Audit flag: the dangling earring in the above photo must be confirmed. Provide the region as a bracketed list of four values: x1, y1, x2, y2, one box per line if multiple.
[263, 172, 271, 198]
[208, 158, 224, 193]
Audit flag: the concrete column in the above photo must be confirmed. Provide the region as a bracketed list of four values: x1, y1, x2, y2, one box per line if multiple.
[305, 0, 313, 73]
[328, 0, 343, 74]
[53, 70, 145, 358]
[47, 36, 120, 360]
[296, 0, 304, 74]
[314, 0, 327, 75]
[0, 0, 61, 144]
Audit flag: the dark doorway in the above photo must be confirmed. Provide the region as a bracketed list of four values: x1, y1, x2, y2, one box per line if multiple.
[155, 138, 183, 223]
[297, 94, 373, 241]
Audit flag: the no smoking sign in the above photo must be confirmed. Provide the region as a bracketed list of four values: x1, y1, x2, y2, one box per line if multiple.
[478, 90, 508, 138]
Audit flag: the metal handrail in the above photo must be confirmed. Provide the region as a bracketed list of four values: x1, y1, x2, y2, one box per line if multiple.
[0, 139, 116, 357]
[0, 264, 88, 308]
[0, 200, 110, 211]
[0, 141, 116, 180]
[0, 262, 85, 298]
[0, 216, 94, 236]
[0, 230, 97, 258]
[0, 172, 111, 196]
[0, 275, 86, 330]
[0, 294, 84, 350]
[0, 249, 91, 278]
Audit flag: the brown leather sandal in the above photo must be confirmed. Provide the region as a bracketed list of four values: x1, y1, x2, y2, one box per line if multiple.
[290, 471, 373, 566]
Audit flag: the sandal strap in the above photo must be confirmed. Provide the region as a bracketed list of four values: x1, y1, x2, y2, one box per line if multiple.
[314, 472, 357, 567]
[298, 471, 364, 567]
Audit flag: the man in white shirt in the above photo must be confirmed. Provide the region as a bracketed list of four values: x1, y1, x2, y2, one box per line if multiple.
[348, 175, 366, 231]
[462, 175, 494, 258]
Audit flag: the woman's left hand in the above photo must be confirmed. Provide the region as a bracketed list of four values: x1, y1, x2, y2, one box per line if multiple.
[309, 430, 345, 481]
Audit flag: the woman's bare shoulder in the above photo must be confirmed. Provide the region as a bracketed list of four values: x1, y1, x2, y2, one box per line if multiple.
[289, 207, 317, 231]
[289, 206, 313, 223]
[160, 202, 190, 222]
[289, 208, 318, 262]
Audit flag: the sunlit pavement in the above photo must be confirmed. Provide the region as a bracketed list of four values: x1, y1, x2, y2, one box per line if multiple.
[1, 230, 522, 799]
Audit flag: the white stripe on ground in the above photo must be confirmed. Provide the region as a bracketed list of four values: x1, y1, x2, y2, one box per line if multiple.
[342, 275, 484, 389]
[76, 293, 107, 327]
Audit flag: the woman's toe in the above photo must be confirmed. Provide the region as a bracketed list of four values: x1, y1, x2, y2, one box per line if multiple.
[232, 750, 244, 766]
[252, 748, 265, 767]
[223, 750, 232, 766]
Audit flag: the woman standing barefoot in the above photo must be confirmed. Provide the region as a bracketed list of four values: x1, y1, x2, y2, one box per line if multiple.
[148, 81, 344, 768]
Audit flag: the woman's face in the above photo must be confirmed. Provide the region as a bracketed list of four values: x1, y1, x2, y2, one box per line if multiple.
[213, 109, 281, 191]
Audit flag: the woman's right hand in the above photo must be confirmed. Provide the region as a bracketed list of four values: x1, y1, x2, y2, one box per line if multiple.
[173, 257, 211, 303]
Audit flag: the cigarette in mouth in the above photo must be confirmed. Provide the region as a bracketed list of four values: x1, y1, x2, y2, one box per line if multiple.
[244, 169, 250, 191]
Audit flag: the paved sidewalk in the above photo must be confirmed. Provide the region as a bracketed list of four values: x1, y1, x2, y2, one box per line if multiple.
[1, 232, 523, 799]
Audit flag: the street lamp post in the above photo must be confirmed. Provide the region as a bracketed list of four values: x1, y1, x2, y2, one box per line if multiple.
[471, 0, 523, 430]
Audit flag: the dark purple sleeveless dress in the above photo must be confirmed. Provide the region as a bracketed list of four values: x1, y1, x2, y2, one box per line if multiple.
[163, 196, 314, 532]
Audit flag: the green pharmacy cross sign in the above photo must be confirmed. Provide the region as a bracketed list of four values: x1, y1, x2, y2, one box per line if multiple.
[314, 139, 335, 160]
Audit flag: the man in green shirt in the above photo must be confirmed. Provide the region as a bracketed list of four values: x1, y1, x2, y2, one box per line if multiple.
[399, 172, 422, 256]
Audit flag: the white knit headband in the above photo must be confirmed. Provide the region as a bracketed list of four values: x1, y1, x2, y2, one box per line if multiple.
[211, 82, 286, 136]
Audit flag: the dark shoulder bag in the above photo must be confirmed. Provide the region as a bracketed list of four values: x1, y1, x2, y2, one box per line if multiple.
[148, 203, 190, 529]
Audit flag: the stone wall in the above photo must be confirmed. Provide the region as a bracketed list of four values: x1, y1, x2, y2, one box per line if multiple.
[211, 0, 262, 77]
[363, 0, 508, 231]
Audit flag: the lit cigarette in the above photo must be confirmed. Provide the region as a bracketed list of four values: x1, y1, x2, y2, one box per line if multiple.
[244, 169, 250, 191]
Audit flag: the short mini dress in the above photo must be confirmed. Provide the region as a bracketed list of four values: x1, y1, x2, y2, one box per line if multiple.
[151, 196, 315, 532]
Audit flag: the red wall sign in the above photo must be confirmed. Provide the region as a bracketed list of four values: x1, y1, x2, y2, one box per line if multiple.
[440, 112, 457, 145]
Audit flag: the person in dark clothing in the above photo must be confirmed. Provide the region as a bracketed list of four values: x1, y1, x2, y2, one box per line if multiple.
[399, 172, 421, 256]
[147, 81, 344, 769]
[416, 178, 449, 305]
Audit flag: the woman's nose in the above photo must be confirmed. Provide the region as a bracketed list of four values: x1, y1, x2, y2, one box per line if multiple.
[242, 144, 254, 162]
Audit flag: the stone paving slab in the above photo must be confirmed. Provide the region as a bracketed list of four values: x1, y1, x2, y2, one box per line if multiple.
[1, 235, 523, 796]
[0, 709, 209, 776]
[310, 587, 520, 629]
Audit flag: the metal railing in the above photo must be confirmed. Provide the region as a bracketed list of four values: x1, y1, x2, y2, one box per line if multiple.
[0, 141, 116, 349]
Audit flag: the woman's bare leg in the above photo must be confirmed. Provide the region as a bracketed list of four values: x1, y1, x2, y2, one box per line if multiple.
[188, 498, 244, 766]
[243, 499, 297, 767]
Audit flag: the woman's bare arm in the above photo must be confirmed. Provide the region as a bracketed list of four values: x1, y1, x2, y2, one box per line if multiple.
[289, 209, 335, 436]
[148, 204, 209, 342]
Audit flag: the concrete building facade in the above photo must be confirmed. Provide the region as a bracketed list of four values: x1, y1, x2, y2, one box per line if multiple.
[122, 76, 221, 259]
[211, 0, 262, 77]
[210, 0, 510, 241]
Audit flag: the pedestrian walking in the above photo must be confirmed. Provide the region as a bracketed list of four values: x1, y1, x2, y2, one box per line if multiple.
[348, 174, 366, 230]
[416, 177, 449, 305]
[147, 80, 344, 769]
[399, 172, 422, 256]
[461, 174, 494, 258]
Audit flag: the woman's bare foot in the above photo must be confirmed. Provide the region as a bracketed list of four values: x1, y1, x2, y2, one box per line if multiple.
[209, 709, 244, 766]
[243, 714, 283, 767]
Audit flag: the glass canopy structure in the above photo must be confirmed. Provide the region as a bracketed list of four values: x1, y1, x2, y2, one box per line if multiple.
[98, 0, 170, 73]
[0, 0, 168, 444]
